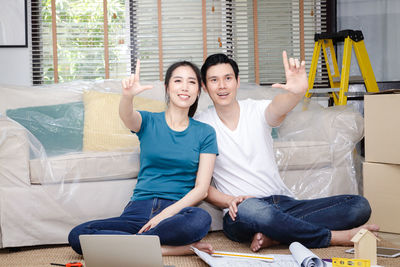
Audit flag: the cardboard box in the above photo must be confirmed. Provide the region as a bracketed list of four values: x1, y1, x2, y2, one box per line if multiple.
[363, 162, 400, 234]
[364, 92, 400, 165]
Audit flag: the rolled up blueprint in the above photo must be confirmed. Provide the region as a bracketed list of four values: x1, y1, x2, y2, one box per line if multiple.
[289, 242, 328, 267]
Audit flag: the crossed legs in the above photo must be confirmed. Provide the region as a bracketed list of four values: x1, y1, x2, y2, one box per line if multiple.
[223, 195, 378, 251]
[68, 198, 212, 255]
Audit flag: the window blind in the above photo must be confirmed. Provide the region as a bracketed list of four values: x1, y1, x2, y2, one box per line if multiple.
[231, 0, 255, 82]
[219, 0, 328, 84]
[31, 0, 131, 84]
[256, 0, 328, 85]
[135, 0, 232, 82]
[293, 0, 328, 87]
[32, 0, 328, 85]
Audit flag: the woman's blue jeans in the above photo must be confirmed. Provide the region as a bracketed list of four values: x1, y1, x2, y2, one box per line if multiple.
[68, 198, 212, 254]
[223, 195, 371, 248]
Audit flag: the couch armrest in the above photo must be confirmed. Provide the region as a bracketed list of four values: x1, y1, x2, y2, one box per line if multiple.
[278, 104, 363, 145]
[0, 117, 31, 187]
[276, 104, 362, 198]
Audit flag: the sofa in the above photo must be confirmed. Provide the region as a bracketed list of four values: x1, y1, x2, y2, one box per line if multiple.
[0, 80, 363, 248]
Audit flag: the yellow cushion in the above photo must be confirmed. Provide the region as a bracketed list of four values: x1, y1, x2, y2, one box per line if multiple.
[83, 91, 165, 151]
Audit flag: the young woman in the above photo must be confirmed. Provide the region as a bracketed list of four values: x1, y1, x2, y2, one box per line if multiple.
[68, 60, 218, 255]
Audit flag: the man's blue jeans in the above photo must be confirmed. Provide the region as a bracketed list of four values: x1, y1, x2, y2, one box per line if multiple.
[223, 195, 371, 248]
[68, 198, 212, 254]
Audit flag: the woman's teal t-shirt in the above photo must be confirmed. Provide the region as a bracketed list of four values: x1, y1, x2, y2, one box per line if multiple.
[131, 111, 218, 201]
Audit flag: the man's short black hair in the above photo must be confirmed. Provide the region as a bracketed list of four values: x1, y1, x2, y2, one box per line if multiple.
[201, 53, 239, 85]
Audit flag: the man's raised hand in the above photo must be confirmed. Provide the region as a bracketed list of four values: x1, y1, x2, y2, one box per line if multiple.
[121, 60, 153, 96]
[272, 51, 308, 96]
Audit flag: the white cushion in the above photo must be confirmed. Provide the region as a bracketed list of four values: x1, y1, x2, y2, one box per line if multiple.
[0, 118, 31, 187]
[30, 151, 140, 184]
[0, 84, 82, 115]
[198, 202, 223, 231]
[281, 166, 358, 200]
[0, 179, 137, 247]
[274, 140, 332, 171]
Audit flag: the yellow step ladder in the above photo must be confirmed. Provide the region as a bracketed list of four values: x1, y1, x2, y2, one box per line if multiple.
[306, 30, 379, 105]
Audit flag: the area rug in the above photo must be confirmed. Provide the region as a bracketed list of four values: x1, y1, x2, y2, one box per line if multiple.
[1, 231, 400, 267]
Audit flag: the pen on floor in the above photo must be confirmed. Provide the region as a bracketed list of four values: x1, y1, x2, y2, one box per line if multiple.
[50, 262, 83, 267]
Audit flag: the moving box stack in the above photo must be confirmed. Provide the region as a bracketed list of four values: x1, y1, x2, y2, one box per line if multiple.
[363, 90, 400, 234]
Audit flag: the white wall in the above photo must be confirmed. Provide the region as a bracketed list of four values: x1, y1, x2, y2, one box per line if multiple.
[0, 0, 31, 86]
[0, 48, 31, 86]
[337, 0, 400, 82]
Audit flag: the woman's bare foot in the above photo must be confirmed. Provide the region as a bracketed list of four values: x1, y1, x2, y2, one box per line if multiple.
[330, 224, 380, 246]
[161, 241, 214, 256]
[250, 233, 279, 252]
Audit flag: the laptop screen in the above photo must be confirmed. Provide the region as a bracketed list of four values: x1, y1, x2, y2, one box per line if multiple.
[79, 235, 164, 267]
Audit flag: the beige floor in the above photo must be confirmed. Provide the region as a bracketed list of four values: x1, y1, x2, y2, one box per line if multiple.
[2, 231, 400, 267]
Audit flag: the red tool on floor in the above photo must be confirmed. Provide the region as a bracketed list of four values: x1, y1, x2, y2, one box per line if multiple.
[50, 262, 83, 267]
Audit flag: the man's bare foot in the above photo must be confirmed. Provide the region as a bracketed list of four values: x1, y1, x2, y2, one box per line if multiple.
[250, 233, 279, 252]
[161, 241, 214, 256]
[330, 224, 380, 246]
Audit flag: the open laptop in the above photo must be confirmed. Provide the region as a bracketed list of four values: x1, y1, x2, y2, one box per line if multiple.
[79, 235, 164, 267]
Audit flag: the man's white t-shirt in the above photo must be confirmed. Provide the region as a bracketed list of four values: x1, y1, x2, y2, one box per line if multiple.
[195, 99, 293, 198]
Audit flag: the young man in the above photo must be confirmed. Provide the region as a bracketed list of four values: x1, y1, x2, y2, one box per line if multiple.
[195, 52, 379, 251]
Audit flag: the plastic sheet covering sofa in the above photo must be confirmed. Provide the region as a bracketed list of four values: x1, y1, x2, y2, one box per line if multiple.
[0, 80, 363, 248]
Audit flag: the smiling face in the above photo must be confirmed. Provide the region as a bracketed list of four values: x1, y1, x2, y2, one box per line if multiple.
[204, 63, 240, 108]
[166, 65, 200, 111]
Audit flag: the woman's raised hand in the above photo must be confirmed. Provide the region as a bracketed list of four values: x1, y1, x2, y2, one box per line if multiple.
[121, 60, 153, 96]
